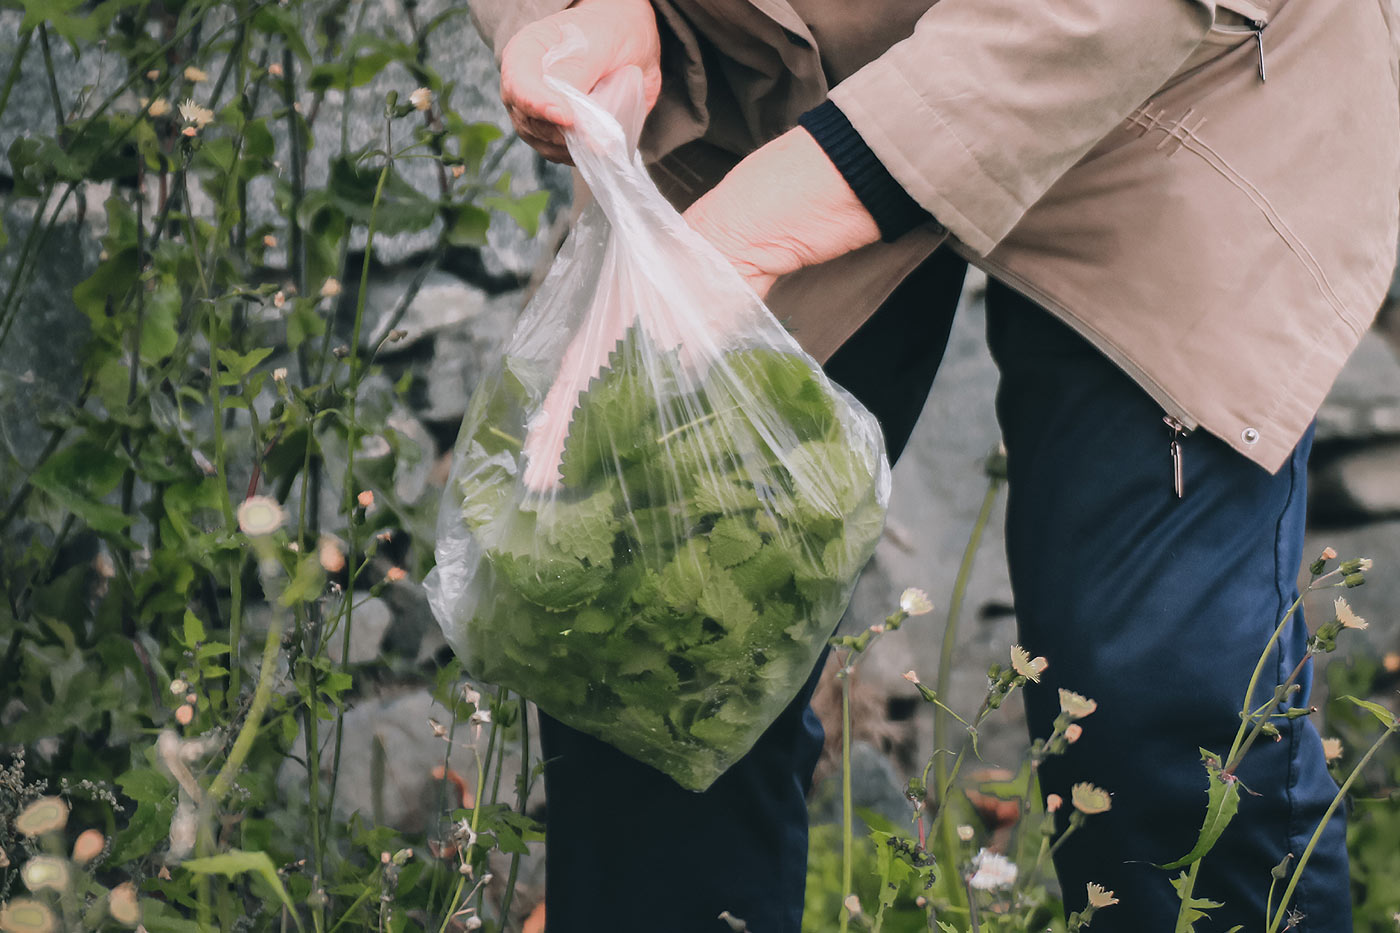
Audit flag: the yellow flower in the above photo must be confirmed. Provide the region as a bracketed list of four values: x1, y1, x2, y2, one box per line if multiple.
[15, 797, 68, 836]
[184, 65, 208, 82]
[1334, 597, 1367, 630]
[20, 856, 69, 893]
[1010, 644, 1047, 683]
[237, 495, 285, 536]
[0, 898, 57, 933]
[1322, 737, 1343, 762]
[409, 87, 433, 111]
[1071, 782, 1112, 815]
[178, 98, 214, 129]
[899, 587, 933, 616]
[1058, 688, 1098, 719]
[1086, 882, 1119, 908]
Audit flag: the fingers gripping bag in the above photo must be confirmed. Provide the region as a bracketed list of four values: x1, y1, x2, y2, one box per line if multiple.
[425, 41, 891, 792]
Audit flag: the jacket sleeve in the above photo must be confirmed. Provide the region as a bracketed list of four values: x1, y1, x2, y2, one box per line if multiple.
[827, 0, 1215, 255]
[466, 0, 574, 59]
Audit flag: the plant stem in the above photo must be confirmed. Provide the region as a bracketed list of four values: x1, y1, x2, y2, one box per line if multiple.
[1267, 720, 1398, 932]
[1225, 593, 1305, 768]
[0, 27, 33, 122]
[840, 661, 854, 933]
[1173, 860, 1202, 933]
[208, 607, 287, 804]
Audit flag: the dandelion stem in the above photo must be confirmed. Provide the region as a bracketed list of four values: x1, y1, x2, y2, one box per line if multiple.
[1267, 720, 1398, 932]
[1225, 592, 1306, 770]
[839, 659, 854, 933]
[1172, 860, 1202, 933]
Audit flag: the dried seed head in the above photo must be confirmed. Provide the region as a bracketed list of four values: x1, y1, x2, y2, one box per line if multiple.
[409, 87, 433, 111]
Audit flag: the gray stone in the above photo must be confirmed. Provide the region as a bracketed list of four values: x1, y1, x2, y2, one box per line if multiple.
[326, 596, 393, 665]
[1310, 441, 1400, 523]
[1302, 521, 1400, 654]
[278, 686, 544, 833]
[808, 740, 913, 829]
[362, 270, 505, 353]
[1314, 332, 1400, 444]
[420, 292, 522, 423]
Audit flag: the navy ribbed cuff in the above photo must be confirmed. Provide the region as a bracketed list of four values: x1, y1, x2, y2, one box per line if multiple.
[797, 99, 934, 243]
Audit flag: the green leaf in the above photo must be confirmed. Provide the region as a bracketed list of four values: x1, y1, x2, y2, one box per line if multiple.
[279, 556, 327, 606]
[482, 190, 550, 237]
[215, 346, 275, 380]
[1169, 871, 1223, 931]
[29, 439, 134, 534]
[445, 204, 490, 246]
[1341, 695, 1399, 729]
[182, 849, 302, 929]
[707, 516, 762, 569]
[182, 610, 206, 647]
[326, 156, 437, 235]
[1158, 749, 1241, 870]
[286, 303, 327, 351]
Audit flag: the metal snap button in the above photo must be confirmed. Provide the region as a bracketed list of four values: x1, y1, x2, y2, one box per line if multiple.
[1241, 427, 1260, 445]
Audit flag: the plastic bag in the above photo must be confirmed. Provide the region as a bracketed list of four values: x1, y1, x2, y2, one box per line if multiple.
[425, 43, 891, 792]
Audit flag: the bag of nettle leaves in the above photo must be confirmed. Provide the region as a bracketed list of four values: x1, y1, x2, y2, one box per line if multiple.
[425, 49, 890, 792]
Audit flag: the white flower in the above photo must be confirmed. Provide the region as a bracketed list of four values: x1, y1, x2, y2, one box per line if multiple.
[1322, 737, 1343, 762]
[273, 367, 288, 382]
[1010, 644, 1047, 683]
[967, 849, 1018, 891]
[20, 856, 70, 892]
[177, 98, 214, 129]
[900, 587, 933, 616]
[1086, 882, 1119, 909]
[1334, 597, 1367, 630]
[237, 495, 285, 536]
[470, 709, 492, 726]
[1071, 782, 1112, 815]
[409, 87, 433, 111]
[842, 894, 862, 917]
[320, 277, 341, 298]
[1058, 688, 1098, 719]
[956, 824, 975, 842]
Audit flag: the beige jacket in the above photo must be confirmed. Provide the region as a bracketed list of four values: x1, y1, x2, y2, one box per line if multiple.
[471, 0, 1400, 472]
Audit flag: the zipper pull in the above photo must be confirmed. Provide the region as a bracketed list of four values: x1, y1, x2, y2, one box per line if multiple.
[1251, 20, 1267, 82]
[1164, 416, 1191, 499]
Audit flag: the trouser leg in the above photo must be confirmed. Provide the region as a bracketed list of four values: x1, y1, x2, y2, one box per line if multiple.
[984, 279, 1350, 931]
[537, 247, 967, 932]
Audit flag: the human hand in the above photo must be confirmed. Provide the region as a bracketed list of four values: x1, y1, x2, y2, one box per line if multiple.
[682, 128, 881, 300]
[500, 0, 662, 164]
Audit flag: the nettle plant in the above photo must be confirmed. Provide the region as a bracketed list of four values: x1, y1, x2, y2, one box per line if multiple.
[1, 1, 548, 930]
[805, 456, 1397, 933]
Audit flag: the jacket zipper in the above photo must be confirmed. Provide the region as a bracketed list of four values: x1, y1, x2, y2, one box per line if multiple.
[955, 251, 1203, 433]
[1212, 18, 1269, 81]
[1164, 415, 1193, 499]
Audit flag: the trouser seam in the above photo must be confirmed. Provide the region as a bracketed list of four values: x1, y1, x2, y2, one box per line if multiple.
[1277, 439, 1306, 926]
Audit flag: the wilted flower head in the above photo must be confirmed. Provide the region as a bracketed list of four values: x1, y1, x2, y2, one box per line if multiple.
[1058, 688, 1097, 719]
[15, 797, 68, 836]
[1085, 882, 1119, 908]
[108, 881, 141, 926]
[72, 829, 105, 865]
[237, 495, 285, 536]
[320, 277, 342, 298]
[409, 87, 433, 111]
[262, 234, 278, 248]
[178, 98, 214, 129]
[386, 566, 407, 583]
[1320, 546, 1338, 561]
[1046, 793, 1063, 812]
[357, 489, 375, 509]
[1384, 652, 1400, 674]
[1322, 737, 1343, 762]
[318, 537, 346, 573]
[1334, 597, 1367, 630]
[842, 894, 862, 917]
[902, 670, 920, 684]
[147, 98, 171, 117]
[1010, 644, 1047, 683]
[0, 899, 57, 933]
[469, 708, 492, 726]
[1071, 782, 1112, 814]
[184, 65, 208, 82]
[968, 849, 1018, 891]
[900, 587, 933, 616]
[175, 704, 194, 726]
[170, 678, 189, 695]
[268, 62, 284, 78]
[1064, 723, 1083, 744]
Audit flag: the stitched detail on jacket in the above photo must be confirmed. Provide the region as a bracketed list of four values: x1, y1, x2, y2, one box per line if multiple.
[1123, 104, 1360, 336]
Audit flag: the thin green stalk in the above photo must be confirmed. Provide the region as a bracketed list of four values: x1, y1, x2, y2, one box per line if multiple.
[1173, 860, 1202, 933]
[839, 663, 854, 933]
[327, 870, 380, 933]
[1225, 592, 1305, 769]
[36, 23, 65, 133]
[209, 609, 290, 807]
[0, 27, 33, 122]
[1267, 720, 1398, 932]
[496, 696, 531, 933]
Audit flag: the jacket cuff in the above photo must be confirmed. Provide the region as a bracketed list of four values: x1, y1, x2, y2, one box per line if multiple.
[798, 100, 935, 243]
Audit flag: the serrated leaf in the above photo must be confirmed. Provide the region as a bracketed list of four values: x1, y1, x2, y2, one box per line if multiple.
[697, 568, 759, 636]
[1158, 751, 1240, 870]
[708, 515, 762, 568]
[1169, 871, 1223, 931]
[541, 486, 620, 566]
[182, 610, 206, 647]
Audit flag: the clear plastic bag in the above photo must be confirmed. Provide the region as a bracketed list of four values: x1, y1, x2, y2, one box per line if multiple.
[425, 44, 891, 792]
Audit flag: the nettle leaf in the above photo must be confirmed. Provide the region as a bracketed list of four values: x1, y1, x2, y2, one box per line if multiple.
[707, 515, 762, 569]
[482, 190, 551, 238]
[326, 156, 437, 235]
[541, 486, 619, 566]
[446, 204, 490, 247]
[182, 850, 301, 926]
[1341, 695, 1398, 729]
[1158, 749, 1241, 870]
[30, 439, 133, 534]
[279, 556, 327, 606]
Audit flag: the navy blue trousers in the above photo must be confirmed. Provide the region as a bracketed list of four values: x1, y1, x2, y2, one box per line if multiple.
[536, 250, 1350, 931]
